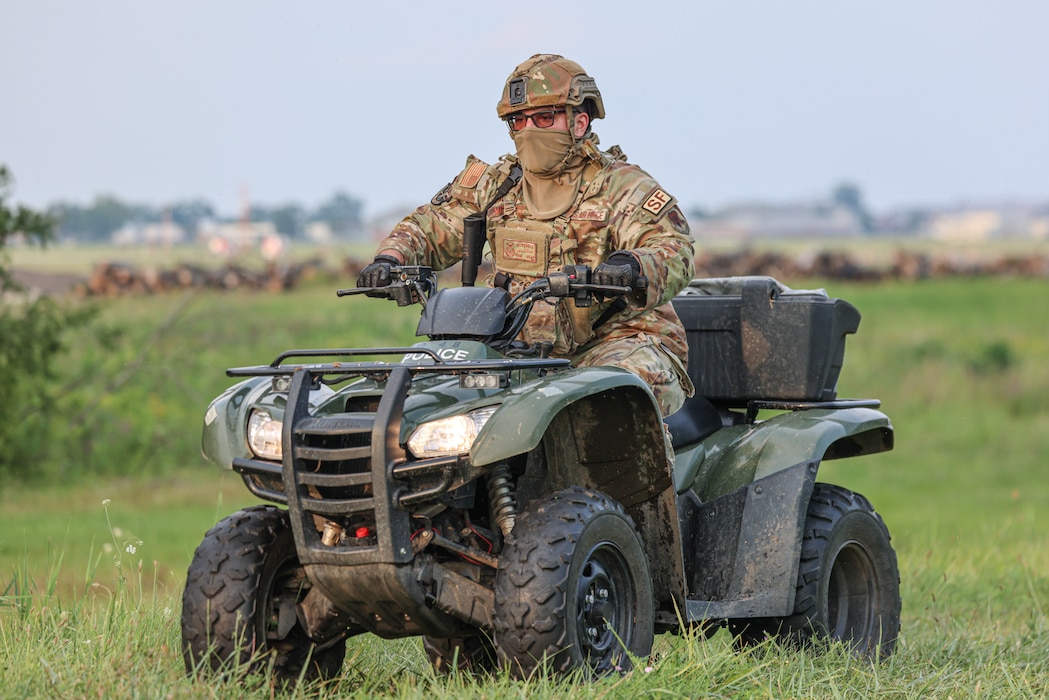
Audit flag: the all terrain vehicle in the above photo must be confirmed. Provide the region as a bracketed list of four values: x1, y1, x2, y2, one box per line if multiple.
[181, 254, 901, 682]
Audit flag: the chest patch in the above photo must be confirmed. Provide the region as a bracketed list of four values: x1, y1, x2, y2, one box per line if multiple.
[502, 238, 538, 263]
[571, 208, 608, 223]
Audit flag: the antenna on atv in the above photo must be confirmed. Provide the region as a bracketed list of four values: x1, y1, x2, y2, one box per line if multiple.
[462, 164, 522, 287]
[462, 213, 485, 287]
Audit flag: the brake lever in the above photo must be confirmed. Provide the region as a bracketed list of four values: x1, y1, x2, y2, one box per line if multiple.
[336, 286, 375, 297]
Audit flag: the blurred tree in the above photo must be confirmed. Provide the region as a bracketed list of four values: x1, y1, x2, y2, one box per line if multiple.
[168, 198, 216, 236]
[269, 203, 306, 238]
[312, 191, 364, 238]
[0, 165, 94, 478]
[48, 195, 147, 242]
[832, 182, 874, 233]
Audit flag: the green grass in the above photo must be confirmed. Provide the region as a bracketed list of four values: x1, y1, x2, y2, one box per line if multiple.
[2, 273, 1048, 697]
[8, 240, 377, 273]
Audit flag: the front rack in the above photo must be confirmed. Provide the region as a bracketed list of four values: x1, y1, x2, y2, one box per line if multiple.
[227, 346, 570, 379]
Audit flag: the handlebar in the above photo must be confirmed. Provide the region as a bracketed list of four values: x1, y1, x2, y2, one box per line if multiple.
[516, 266, 646, 307]
[337, 266, 437, 306]
[338, 264, 645, 309]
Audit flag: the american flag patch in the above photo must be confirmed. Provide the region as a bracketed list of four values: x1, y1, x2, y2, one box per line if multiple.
[460, 162, 487, 189]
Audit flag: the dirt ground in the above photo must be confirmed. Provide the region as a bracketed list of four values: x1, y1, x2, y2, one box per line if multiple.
[11, 268, 85, 296]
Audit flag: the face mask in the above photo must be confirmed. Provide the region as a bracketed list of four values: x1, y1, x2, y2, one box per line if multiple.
[513, 128, 576, 178]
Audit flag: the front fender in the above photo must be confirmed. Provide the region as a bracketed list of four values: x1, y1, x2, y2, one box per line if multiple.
[469, 366, 662, 468]
[692, 407, 893, 501]
[201, 376, 337, 469]
[201, 377, 280, 469]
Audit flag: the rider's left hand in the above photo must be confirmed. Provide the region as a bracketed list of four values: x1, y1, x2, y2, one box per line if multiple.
[593, 253, 640, 288]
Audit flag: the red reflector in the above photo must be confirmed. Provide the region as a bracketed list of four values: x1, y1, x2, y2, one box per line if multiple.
[355, 527, 371, 538]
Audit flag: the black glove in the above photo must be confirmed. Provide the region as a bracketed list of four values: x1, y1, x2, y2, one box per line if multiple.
[357, 255, 400, 288]
[593, 253, 640, 288]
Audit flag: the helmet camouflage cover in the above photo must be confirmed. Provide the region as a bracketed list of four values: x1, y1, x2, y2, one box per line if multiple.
[496, 53, 605, 120]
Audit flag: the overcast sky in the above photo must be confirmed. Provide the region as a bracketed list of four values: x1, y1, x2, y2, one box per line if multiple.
[3, 1, 1047, 219]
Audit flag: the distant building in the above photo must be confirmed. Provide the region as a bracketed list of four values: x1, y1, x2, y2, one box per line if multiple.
[304, 221, 334, 243]
[198, 220, 280, 257]
[691, 203, 864, 241]
[925, 204, 1048, 241]
[1033, 217, 1049, 241]
[110, 221, 187, 245]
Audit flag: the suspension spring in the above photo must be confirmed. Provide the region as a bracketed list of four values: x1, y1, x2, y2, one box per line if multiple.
[486, 463, 517, 538]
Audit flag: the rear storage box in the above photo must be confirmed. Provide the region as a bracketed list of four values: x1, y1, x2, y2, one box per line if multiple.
[670, 277, 861, 405]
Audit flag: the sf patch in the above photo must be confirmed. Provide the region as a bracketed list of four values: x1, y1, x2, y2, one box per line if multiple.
[642, 188, 674, 217]
[430, 182, 453, 206]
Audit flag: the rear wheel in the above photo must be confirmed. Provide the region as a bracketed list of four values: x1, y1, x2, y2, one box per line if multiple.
[493, 487, 654, 678]
[780, 483, 901, 657]
[181, 506, 346, 684]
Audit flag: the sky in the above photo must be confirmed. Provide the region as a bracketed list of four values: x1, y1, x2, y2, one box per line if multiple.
[3, 1, 1047, 220]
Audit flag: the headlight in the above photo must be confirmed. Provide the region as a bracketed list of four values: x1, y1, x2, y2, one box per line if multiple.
[247, 410, 283, 460]
[407, 406, 498, 458]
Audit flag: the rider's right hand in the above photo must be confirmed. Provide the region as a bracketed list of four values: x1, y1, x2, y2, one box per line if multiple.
[357, 255, 400, 287]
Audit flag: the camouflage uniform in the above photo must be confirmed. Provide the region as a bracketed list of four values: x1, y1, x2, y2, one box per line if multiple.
[375, 136, 695, 416]
[372, 54, 695, 416]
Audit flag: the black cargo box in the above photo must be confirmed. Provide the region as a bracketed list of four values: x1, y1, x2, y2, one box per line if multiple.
[670, 277, 861, 406]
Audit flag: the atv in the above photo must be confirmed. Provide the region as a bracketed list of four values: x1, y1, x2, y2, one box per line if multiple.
[181, 254, 901, 682]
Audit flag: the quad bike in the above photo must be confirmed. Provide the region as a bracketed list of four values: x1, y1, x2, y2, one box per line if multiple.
[181, 249, 901, 683]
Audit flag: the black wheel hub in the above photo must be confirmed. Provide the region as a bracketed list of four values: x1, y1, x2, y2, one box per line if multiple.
[575, 543, 633, 667]
[827, 540, 878, 645]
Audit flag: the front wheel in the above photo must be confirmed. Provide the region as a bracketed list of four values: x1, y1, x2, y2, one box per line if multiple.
[493, 487, 654, 678]
[779, 483, 901, 657]
[180, 506, 347, 683]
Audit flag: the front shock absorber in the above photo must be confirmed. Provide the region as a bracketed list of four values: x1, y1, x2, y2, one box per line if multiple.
[486, 463, 517, 538]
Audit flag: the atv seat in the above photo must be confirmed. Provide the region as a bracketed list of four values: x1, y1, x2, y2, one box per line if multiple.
[664, 395, 723, 447]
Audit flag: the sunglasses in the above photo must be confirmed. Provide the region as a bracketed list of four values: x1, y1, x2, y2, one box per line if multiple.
[504, 109, 566, 132]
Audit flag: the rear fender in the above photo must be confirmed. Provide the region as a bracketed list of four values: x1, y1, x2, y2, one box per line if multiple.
[691, 406, 893, 502]
[676, 407, 893, 621]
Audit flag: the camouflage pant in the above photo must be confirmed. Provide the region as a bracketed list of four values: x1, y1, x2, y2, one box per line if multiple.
[572, 332, 692, 418]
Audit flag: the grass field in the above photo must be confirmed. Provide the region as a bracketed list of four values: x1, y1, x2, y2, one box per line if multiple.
[1, 249, 1047, 697]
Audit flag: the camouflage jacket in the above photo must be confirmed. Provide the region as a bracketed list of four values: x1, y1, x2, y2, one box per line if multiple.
[375, 136, 695, 365]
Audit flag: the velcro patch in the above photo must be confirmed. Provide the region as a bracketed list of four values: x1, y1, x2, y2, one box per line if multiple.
[642, 188, 673, 217]
[502, 238, 538, 263]
[430, 182, 453, 206]
[571, 208, 609, 223]
[460, 162, 487, 189]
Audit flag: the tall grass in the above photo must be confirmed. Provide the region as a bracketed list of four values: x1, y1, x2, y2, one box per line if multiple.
[2, 274, 1047, 697]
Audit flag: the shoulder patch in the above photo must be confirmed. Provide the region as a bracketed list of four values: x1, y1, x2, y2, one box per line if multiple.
[460, 161, 487, 189]
[641, 188, 674, 217]
[430, 182, 453, 206]
[667, 207, 690, 234]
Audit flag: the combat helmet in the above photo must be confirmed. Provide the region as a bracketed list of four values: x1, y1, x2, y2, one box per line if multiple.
[496, 54, 605, 120]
